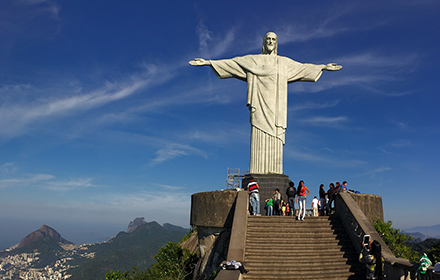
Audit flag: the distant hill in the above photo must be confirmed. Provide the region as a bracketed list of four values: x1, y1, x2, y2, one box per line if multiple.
[67, 221, 189, 280]
[406, 224, 440, 240]
[5, 224, 76, 268]
[0, 220, 189, 280]
[406, 238, 440, 255]
[163, 222, 190, 232]
[18, 224, 74, 248]
[126, 217, 147, 233]
[407, 232, 429, 242]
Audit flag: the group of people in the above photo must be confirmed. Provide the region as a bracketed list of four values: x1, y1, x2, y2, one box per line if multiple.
[247, 177, 349, 220]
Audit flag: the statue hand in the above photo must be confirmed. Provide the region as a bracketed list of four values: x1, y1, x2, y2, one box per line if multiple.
[323, 63, 342, 71]
[188, 58, 211, 66]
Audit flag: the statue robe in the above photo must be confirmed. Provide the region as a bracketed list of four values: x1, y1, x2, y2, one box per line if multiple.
[210, 54, 324, 174]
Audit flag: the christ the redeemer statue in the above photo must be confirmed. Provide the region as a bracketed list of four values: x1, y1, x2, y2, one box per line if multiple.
[189, 32, 342, 174]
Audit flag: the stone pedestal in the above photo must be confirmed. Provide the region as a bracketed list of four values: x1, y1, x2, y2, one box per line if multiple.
[243, 173, 290, 215]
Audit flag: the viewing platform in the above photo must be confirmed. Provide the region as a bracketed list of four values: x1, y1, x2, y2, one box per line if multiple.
[191, 189, 439, 280]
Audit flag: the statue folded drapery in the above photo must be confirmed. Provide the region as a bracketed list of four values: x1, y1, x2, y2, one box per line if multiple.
[189, 32, 342, 174]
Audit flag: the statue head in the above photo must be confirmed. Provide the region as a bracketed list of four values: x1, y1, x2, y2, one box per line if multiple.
[262, 32, 278, 55]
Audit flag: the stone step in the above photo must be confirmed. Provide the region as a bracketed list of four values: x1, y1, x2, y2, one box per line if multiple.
[242, 262, 361, 273]
[245, 246, 351, 255]
[244, 254, 359, 264]
[242, 270, 365, 280]
[245, 243, 353, 251]
[246, 225, 344, 231]
[243, 215, 365, 279]
[247, 216, 336, 222]
[247, 221, 344, 230]
[246, 231, 348, 238]
[247, 219, 337, 224]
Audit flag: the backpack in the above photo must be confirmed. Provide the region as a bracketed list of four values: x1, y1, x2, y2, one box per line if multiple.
[286, 186, 296, 197]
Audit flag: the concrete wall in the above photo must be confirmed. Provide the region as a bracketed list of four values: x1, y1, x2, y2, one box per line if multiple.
[349, 192, 384, 224]
[190, 190, 242, 280]
[191, 190, 239, 228]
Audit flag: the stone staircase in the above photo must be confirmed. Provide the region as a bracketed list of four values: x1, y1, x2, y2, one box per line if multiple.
[243, 215, 365, 280]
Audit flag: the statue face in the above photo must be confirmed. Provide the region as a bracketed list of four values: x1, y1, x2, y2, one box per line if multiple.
[264, 33, 277, 53]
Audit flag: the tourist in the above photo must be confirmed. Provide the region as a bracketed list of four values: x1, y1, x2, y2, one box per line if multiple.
[327, 183, 336, 215]
[273, 188, 282, 215]
[265, 197, 274, 216]
[285, 181, 296, 216]
[319, 184, 327, 216]
[341, 181, 348, 191]
[296, 180, 310, 221]
[247, 177, 260, 216]
[281, 200, 286, 216]
[359, 239, 384, 280]
[311, 196, 319, 217]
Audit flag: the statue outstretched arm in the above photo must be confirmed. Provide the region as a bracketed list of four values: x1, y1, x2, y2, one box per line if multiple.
[188, 58, 211, 66]
[322, 63, 342, 71]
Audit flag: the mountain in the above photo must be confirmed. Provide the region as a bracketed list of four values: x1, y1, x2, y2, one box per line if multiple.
[163, 222, 190, 232]
[18, 224, 74, 248]
[0, 220, 190, 280]
[67, 221, 190, 280]
[3, 225, 76, 269]
[407, 232, 429, 242]
[406, 224, 440, 240]
[126, 217, 147, 233]
[407, 238, 440, 255]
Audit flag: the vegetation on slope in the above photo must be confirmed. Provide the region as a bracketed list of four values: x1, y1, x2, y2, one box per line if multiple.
[105, 231, 198, 280]
[68, 221, 189, 280]
[373, 219, 440, 264]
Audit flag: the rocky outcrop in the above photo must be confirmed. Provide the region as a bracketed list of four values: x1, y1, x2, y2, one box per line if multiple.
[18, 225, 73, 248]
[126, 217, 147, 233]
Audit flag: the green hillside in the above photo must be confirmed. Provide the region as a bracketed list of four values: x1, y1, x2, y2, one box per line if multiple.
[67, 221, 189, 280]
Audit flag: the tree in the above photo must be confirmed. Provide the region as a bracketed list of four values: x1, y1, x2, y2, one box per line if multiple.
[373, 219, 419, 262]
[105, 241, 197, 280]
[427, 242, 440, 264]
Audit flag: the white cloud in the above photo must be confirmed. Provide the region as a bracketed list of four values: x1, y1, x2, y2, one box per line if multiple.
[359, 166, 392, 177]
[0, 63, 173, 139]
[0, 171, 98, 192]
[391, 139, 411, 148]
[0, 173, 54, 189]
[0, 162, 17, 175]
[150, 143, 208, 166]
[285, 147, 366, 168]
[300, 116, 348, 127]
[290, 100, 339, 112]
[43, 178, 98, 191]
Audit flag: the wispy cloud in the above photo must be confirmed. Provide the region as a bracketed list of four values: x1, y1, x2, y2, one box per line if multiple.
[359, 166, 392, 177]
[0, 64, 173, 139]
[43, 178, 97, 191]
[0, 173, 54, 189]
[299, 116, 348, 127]
[0, 162, 17, 175]
[195, 20, 235, 58]
[0, 168, 96, 191]
[285, 147, 366, 168]
[391, 139, 412, 148]
[290, 100, 339, 112]
[150, 143, 208, 166]
[0, 0, 61, 47]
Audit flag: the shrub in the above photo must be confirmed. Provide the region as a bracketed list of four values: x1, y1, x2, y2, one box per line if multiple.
[373, 219, 418, 262]
[105, 241, 197, 280]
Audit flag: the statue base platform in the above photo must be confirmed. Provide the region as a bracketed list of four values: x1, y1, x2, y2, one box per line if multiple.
[242, 173, 290, 215]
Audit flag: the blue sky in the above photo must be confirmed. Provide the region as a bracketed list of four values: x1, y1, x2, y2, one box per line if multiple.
[1, 0, 439, 249]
